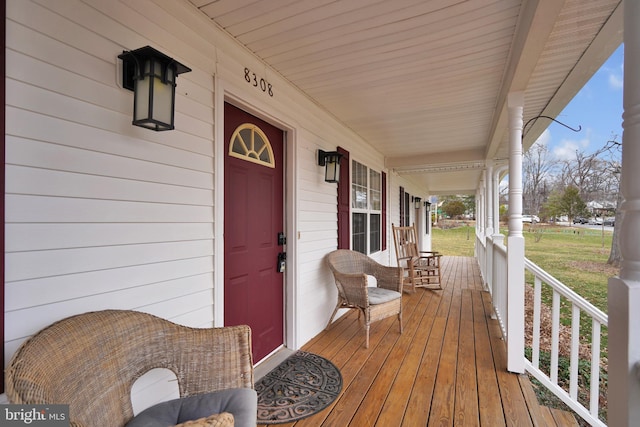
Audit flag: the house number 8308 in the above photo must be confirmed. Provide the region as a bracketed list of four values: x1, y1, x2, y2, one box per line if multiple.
[244, 67, 273, 97]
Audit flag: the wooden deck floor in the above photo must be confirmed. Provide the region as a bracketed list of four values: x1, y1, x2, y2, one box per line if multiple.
[258, 256, 579, 427]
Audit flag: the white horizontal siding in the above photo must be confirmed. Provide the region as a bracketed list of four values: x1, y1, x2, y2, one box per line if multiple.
[4, 284, 214, 367]
[6, 108, 212, 170]
[7, 166, 213, 205]
[7, 137, 213, 189]
[6, 195, 212, 223]
[6, 240, 213, 282]
[6, 223, 213, 252]
[5, 0, 219, 385]
[6, 258, 214, 311]
[6, 275, 213, 341]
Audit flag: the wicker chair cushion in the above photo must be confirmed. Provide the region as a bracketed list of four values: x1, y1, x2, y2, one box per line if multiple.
[125, 389, 256, 427]
[368, 287, 402, 305]
[174, 412, 234, 427]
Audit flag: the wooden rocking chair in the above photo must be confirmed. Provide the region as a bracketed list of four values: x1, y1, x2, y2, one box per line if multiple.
[392, 223, 443, 292]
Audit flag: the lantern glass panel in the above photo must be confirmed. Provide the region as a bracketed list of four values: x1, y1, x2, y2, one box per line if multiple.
[153, 64, 174, 126]
[133, 59, 176, 131]
[325, 157, 340, 182]
[134, 60, 151, 123]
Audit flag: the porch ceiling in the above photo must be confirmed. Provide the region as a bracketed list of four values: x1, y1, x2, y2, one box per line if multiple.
[189, 0, 622, 195]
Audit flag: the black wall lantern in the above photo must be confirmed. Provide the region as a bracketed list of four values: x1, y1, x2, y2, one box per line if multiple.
[318, 150, 343, 183]
[118, 46, 191, 131]
[414, 197, 422, 209]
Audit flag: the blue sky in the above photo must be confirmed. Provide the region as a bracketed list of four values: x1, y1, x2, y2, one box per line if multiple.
[535, 44, 624, 161]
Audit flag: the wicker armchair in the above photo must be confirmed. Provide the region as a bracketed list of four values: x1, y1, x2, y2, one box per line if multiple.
[325, 249, 403, 348]
[5, 310, 256, 427]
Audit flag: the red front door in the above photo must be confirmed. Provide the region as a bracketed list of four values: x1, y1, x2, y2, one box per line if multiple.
[224, 102, 285, 363]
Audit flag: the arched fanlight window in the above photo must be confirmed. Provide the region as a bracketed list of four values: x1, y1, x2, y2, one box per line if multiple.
[229, 123, 275, 168]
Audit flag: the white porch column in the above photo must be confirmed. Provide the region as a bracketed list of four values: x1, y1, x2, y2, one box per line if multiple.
[416, 201, 427, 252]
[475, 186, 483, 259]
[485, 163, 494, 237]
[480, 174, 486, 234]
[608, 1, 640, 424]
[426, 201, 433, 250]
[506, 91, 525, 374]
[484, 164, 494, 291]
[493, 165, 508, 232]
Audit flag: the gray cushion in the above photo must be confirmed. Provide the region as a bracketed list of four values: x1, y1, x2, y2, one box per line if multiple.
[125, 388, 257, 427]
[368, 287, 401, 304]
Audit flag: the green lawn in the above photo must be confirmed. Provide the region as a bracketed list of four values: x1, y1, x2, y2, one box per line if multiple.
[431, 221, 614, 313]
[430, 221, 476, 257]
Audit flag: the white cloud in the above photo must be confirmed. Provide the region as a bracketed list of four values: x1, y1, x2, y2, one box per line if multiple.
[606, 61, 623, 90]
[553, 141, 579, 161]
[609, 73, 623, 89]
[534, 128, 551, 147]
[553, 135, 591, 161]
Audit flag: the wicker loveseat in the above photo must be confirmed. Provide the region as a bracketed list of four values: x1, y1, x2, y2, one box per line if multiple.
[5, 310, 257, 427]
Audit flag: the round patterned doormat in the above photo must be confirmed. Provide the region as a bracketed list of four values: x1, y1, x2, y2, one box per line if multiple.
[255, 351, 343, 424]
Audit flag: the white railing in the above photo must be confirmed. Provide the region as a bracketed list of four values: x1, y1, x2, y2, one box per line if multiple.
[474, 233, 491, 288]
[524, 259, 608, 427]
[480, 233, 508, 337]
[476, 231, 508, 336]
[492, 237, 508, 335]
[476, 230, 607, 426]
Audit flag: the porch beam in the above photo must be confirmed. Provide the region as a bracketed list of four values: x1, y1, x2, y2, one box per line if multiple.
[608, 1, 640, 424]
[506, 91, 525, 374]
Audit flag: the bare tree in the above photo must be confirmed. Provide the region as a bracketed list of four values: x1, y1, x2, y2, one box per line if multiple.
[559, 151, 601, 199]
[559, 140, 620, 203]
[600, 138, 622, 267]
[523, 140, 557, 216]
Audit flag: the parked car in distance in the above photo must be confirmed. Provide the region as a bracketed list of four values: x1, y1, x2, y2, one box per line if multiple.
[588, 217, 603, 225]
[522, 215, 540, 223]
[573, 217, 588, 224]
[604, 217, 615, 226]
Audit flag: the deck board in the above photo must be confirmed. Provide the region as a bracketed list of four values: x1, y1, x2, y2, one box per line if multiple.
[474, 289, 506, 427]
[455, 289, 480, 426]
[257, 256, 578, 426]
[429, 289, 461, 426]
